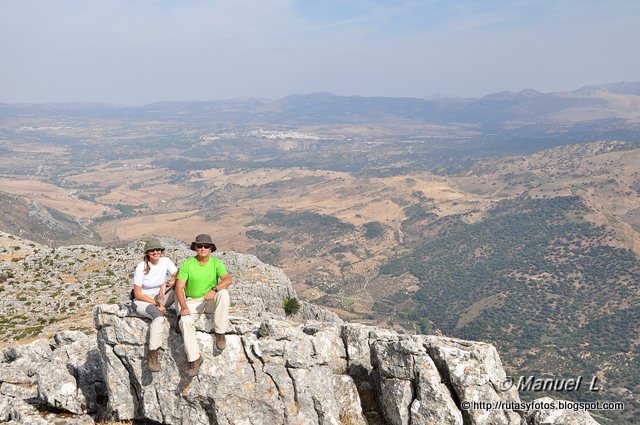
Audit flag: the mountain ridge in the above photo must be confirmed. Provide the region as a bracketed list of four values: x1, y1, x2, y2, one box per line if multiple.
[1, 81, 638, 127]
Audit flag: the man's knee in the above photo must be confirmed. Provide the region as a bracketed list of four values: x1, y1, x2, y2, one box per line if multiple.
[179, 315, 194, 329]
[216, 289, 230, 302]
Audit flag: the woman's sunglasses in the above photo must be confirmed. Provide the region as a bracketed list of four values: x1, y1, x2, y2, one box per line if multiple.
[146, 248, 165, 253]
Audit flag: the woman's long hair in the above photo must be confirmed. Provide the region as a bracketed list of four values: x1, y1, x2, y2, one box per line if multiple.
[143, 253, 151, 275]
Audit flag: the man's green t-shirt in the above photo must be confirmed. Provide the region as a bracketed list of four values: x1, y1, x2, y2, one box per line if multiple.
[177, 256, 228, 298]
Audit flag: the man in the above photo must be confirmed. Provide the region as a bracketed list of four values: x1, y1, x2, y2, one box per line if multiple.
[176, 234, 232, 376]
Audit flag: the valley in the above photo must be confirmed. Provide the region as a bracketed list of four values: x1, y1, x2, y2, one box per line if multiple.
[1, 88, 639, 423]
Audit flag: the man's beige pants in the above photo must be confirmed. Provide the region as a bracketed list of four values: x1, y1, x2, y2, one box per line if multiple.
[179, 289, 230, 362]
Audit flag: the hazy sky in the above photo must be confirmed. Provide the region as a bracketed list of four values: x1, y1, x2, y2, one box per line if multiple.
[1, 0, 639, 104]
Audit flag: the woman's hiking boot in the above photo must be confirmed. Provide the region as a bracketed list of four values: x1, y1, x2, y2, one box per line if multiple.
[188, 356, 203, 377]
[215, 333, 226, 351]
[148, 349, 160, 372]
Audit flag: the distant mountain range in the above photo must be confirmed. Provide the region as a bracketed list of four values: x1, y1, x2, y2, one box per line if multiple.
[2, 82, 639, 129]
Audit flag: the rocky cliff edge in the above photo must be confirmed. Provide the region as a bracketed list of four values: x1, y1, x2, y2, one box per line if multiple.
[0, 252, 600, 424]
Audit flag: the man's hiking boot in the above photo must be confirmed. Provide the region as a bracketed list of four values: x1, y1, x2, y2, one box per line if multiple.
[148, 349, 160, 372]
[188, 356, 203, 377]
[215, 333, 226, 351]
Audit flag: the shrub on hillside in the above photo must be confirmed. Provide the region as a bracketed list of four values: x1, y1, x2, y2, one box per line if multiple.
[283, 297, 301, 316]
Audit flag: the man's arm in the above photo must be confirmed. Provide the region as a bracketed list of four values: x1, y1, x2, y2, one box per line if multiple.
[175, 279, 190, 315]
[216, 274, 232, 291]
[204, 273, 232, 300]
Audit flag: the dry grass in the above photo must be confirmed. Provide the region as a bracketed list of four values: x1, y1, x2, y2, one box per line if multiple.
[0, 177, 106, 219]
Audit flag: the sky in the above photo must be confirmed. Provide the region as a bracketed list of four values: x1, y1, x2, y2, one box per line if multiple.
[1, 0, 639, 104]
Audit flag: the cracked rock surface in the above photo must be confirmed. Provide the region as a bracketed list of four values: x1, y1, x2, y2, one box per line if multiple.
[0, 247, 602, 424]
[1, 314, 603, 425]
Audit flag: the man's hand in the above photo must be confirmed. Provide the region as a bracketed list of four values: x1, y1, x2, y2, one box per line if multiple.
[204, 289, 216, 301]
[181, 307, 191, 316]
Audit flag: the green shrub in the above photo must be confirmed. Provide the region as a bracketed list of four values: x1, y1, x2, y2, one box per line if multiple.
[362, 221, 385, 239]
[283, 297, 301, 316]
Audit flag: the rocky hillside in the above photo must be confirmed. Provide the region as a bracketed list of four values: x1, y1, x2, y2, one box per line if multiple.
[0, 192, 96, 247]
[0, 231, 334, 348]
[0, 234, 601, 424]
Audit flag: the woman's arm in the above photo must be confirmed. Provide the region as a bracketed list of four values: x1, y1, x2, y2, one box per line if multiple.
[133, 284, 160, 305]
[168, 271, 178, 288]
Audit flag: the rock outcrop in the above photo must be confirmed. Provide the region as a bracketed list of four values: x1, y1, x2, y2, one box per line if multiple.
[222, 251, 341, 323]
[0, 249, 602, 424]
[93, 304, 524, 424]
[1, 308, 602, 424]
[0, 333, 100, 424]
[524, 397, 601, 425]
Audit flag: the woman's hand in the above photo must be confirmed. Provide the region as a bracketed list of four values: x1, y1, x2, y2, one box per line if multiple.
[156, 285, 166, 304]
[158, 304, 167, 314]
[181, 307, 191, 316]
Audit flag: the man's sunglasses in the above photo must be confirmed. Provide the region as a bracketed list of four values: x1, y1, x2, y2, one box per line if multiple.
[195, 244, 212, 249]
[147, 248, 165, 253]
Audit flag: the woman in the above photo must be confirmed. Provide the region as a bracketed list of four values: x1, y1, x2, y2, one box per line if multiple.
[131, 238, 178, 372]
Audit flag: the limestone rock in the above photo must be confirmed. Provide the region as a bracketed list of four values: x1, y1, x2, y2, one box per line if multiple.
[371, 339, 463, 425]
[93, 304, 533, 425]
[0, 365, 36, 386]
[0, 395, 12, 423]
[0, 304, 603, 425]
[332, 375, 367, 425]
[220, 251, 341, 323]
[0, 339, 50, 399]
[53, 330, 90, 348]
[94, 303, 351, 424]
[36, 331, 105, 414]
[525, 397, 601, 425]
[423, 335, 522, 425]
[0, 332, 102, 424]
[0, 396, 95, 424]
[0, 237, 604, 425]
[3, 338, 52, 365]
[0, 382, 37, 399]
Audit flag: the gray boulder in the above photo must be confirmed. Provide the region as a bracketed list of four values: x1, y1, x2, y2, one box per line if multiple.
[371, 339, 463, 425]
[36, 331, 105, 414]
[525, 397, 601, 425]
[93, 303, 534, 425]
[0, 396, 95, 424]
[423, 335, 522, 425]
[94, 303, 355, 424]
[0, 332, 103, 424]
[3, 338, 52, 365]
[220, 251, 342, 323]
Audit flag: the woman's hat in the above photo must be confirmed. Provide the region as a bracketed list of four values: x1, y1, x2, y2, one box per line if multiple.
[144, 238, 165, 252]
[190, 234, 217, 252]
